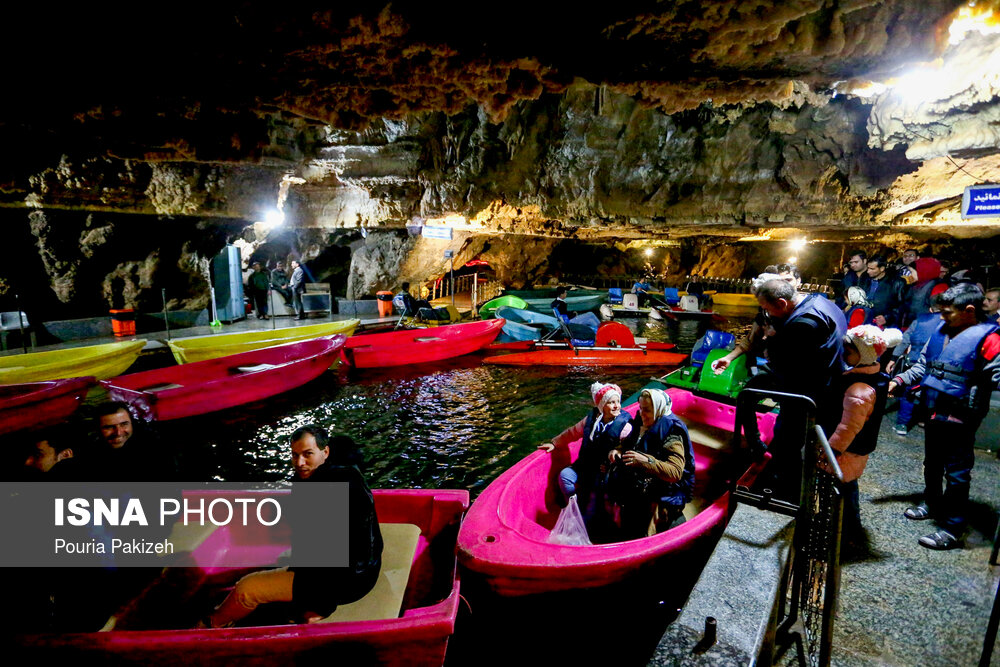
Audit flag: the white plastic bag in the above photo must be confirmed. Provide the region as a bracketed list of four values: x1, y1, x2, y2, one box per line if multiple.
[547, 495, 593, 546]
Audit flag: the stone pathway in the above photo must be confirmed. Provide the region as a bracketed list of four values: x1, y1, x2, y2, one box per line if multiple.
[779, 415, 1000, 666]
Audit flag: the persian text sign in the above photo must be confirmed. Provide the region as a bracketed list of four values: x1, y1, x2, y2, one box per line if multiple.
[0, 482, 347, 567]
[962, 184, 1000, 219]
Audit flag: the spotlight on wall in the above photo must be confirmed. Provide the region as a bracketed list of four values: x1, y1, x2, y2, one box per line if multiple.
[263, 210, 285, 227]
[788, 256, 798, 264]
[644, 248, 653, 257]
[790, 238, 807, 251]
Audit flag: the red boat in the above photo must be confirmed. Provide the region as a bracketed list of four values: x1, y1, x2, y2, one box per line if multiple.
[482, 344, 687, 367]
[101, 336, 345, 421]
[341, 319, 504, 369]
[457, 387, 776, 597]
[0, 376, 95, 436]
[15, 489, 469, 667]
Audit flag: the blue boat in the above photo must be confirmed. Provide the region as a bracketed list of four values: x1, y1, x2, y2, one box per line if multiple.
[495, 307, 558, 341]
[522, 293, 606, 314]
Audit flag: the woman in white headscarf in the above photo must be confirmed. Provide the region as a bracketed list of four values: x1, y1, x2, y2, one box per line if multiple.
[608, 388, 696, 538]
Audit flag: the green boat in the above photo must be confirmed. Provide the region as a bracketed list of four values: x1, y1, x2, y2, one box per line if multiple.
[480, 295, 529, 319]
[659, 331, 749, 400]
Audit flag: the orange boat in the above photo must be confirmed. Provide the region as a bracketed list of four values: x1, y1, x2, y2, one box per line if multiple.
[484, 321, 687, 367]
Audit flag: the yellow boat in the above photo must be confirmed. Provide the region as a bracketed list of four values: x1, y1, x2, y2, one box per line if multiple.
[0, 340, 147, 384]
[711, 293, 758, 308]
[167, 320, 360, 364]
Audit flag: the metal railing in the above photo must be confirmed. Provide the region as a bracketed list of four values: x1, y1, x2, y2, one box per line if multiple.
[731, 388, 844, 667]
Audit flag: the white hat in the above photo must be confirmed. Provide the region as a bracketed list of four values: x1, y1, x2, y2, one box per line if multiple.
[844, 325, 903, 366]
[590, 381, 622, 413]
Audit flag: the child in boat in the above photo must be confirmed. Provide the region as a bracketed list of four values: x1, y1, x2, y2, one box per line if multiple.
[538, 382, 633, 534]
[607, 388, 695, 539]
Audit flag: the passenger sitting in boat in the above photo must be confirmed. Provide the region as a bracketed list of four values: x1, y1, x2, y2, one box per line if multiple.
[22, 424, 83, 479]
[397, 282, 432, 317]
[607, 388, 695, 539]
[685, 274, 706, 307]
[538, 382, 633, 536]
[632, 276, 653, 307]
[550, 286, 576, 322]
[204, 426, 383, 628]
[91, 401, 177, 481]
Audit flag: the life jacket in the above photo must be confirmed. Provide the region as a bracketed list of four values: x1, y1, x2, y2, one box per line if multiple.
[769, 293, 847, 398]
[573, 409, 631, 476]
[921, 321, 999, 417]
[835, 370, 889, 456]
[626, 413, 696, 508]
[904, 312, 941, 365]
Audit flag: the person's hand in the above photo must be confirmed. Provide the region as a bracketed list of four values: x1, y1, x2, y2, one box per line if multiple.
[711, 357, 730, 375]
[873, 315, 887, 327]
[608, 450, 622, 463]
[622, 450, 650, 468]
[537, 442, 555, 453]
[887, 381, 898, 395]
[885, 359, 896, 374]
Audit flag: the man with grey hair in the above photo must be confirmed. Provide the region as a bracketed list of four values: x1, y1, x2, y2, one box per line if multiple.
[720, 279, 847, 499]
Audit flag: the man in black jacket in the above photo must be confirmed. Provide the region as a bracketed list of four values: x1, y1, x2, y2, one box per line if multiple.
[205, 426, 382, 627]
[865, 255, 905, 328]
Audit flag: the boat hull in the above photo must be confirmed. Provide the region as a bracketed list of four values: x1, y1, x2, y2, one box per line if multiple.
[457, 388, 776, 597]
[0, 377, 95, 435]
[15, 489, 470, 667]
[103, 336, 346, 421]
[341, 319, 504, 368]
[0, 340, 146, 384]
[523, 294, 605, 314]
[167, 320, 359, 364]
[479, 296, 528, 319]
[483, 346, 686, 367]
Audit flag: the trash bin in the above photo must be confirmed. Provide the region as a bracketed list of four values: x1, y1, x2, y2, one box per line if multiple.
[376, 291, 395, 317]
[110, 309, 136, 337]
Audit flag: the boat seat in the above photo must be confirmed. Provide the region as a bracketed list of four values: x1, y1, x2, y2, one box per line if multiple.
[318, 522, 421, 623]
[608, 287, 623, 305]
[622, 293, 639, 309]
[684, 421, 734, 451]
[690, 330, 735, 367]
[663, 288, 680, 306]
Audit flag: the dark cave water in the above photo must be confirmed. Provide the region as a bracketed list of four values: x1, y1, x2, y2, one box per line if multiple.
[157, 315, 753, 490]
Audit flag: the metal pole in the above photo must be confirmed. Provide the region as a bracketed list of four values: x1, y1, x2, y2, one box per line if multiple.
[450, 257, 455, 307]
[161, 288, 171, 340]
[269, 288, 275, 330]
[14, 293, 27, 353]
[472, 272, 478, 317]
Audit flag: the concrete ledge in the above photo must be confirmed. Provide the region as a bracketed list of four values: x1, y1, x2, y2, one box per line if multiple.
[41, 310, 209, 341]
[336, 299, 383, 317]
[650, 504, 794, 666]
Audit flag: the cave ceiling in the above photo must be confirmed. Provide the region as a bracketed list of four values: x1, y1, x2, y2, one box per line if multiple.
[4, 1, 1000, 243]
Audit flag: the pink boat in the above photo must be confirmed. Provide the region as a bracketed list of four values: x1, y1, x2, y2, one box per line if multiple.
[457, 387, 777, 597]
[0, 376, 95, 436]
[341, 319, 504, 369]
[16, 489, 470, 666]
[101, 335, 346, 421]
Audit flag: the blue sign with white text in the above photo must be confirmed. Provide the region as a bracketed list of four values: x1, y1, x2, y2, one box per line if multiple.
[962, 184, 1000, 219]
